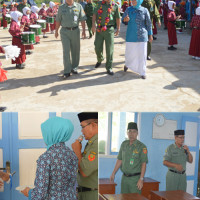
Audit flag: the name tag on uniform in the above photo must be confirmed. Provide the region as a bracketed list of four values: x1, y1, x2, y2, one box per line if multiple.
[74, 15, 78, 22]
[130, 158, 134, 165]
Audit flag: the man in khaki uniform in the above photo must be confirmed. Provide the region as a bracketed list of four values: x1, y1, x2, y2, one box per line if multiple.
[55, 0, 86, 79]
[110, 122, 148, 194]
[72, 112, 98, 200]
[163, 130, 193, 191]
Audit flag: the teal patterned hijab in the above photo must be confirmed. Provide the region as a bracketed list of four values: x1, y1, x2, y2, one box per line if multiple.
[41, 117, 74, 150]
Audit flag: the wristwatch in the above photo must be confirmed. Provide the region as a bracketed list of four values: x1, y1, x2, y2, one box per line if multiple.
[140, 177, 144, 181]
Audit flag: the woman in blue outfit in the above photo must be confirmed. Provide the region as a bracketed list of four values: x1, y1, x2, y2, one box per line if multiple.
[21, 117, 78, 200]
[122, 0, 153, 79]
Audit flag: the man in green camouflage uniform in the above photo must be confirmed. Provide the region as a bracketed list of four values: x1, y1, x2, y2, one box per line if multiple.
[163, 130, 193, 191]
[92, 0, 120, 75]
[72, 112, 98, 200]
[110, 122, 148, 194]
[18, 0, 30, 13]
[141, 0, 161, 60]
[84, 0, 95, 38]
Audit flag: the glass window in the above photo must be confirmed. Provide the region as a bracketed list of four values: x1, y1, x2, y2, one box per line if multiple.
[99, 112, 136, 155]
[98, 112, 108, 154]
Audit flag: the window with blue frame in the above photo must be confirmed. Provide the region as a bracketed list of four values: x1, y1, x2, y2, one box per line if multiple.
[99, 112, 137, 155]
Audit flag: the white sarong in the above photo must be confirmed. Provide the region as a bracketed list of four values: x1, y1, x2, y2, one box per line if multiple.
[125, 42, 147, 76]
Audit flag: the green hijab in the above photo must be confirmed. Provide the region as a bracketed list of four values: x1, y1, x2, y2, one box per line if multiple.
[41, 117, 74, 150]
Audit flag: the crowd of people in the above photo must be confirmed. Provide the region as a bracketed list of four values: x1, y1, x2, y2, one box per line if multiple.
[0, 0, 200, 80]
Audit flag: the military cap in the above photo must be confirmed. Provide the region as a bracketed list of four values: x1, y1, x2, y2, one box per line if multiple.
[174, 130, 185, 135]
[127, 122, 138, 130]
[78, 112, 98, 122]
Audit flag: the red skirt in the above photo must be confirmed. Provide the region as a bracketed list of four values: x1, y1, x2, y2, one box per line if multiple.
[153, 18, 157, 35]
[3, 16, 8, 28]
[189, 29, 200, 57]
[167, 22, 178, 45]
[35, 35, 40, 43]
[164, 11, 168, 28]
[42, 23, 50, 33]
[12, 37, 26, 64]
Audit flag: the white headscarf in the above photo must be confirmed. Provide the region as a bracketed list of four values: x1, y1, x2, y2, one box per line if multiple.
[49, 1, 55, 8]
[168, 1, 175, 11]
[196, 7, 200, 15]
[31, 6, 39, 18]
[22, 7, 31, 19]
[41, 3, 46, 8]
[10, 11, 23, 26]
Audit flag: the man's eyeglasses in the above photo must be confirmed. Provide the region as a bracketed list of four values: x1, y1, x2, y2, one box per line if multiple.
[81, 122, 91, 129]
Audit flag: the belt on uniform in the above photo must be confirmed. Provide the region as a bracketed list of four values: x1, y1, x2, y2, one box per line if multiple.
[77, 186, 98, 193]
[169, 169, 185, 174]
[193, 27, 200, 30]
[123, 172, 141, 177]
[64, 26, 78, 31]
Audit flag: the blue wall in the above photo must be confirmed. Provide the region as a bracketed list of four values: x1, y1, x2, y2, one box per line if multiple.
[99, 112, 200, 194]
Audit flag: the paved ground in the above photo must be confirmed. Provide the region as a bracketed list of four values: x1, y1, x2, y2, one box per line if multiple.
[0, 23, 200, 111]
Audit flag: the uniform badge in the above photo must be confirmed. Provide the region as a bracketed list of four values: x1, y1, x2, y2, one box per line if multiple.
[143, 148, 147, 154]
[88, 154, 95, 161]
[130, 158, 134, 165]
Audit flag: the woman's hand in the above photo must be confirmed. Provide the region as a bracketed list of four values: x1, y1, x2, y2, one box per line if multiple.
[0, 180, 3, 189]
[148, 35, 153, 43]
[0, 171, 10, 182]
[21, 187, 30, 197]
[123, 15, 130, 22]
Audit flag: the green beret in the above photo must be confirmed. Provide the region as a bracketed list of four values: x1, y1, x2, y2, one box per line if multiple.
[174, 130, 185, 135]
[127, 122, 138, 130]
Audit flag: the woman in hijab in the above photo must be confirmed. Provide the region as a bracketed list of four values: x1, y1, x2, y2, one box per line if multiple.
[21, 7, 34, 55]
[30, 6, 40, 44]
[122, 0, 153, 79]
[9, 11, 26, 69]
[21, 117, 78, 200]
[38, 3, 50, 38]
[189, 7, 200, 60]
[46, 1, 56, 34]
[167, 1, 181, 50]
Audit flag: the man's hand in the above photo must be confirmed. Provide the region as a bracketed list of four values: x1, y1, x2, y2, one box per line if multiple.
[0, 171, 9, 182]
[71, 140, 82, 155]
[82, 31, 86, 39]
[175, 164, 184, 172]
[158, 21, 161, 28]
[137, 179, 143, 190]
[92, 25, 96, 33]
[110, 172, 115, 182]
[148, 35, 153, 43]
[55, 30, 59, 39]
[21, 187, 30, 197]
[183, 145, 189, 153]
[114, 29, 120, 36]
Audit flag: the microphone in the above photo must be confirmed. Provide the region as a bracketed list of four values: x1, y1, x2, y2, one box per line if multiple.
[78, 135, 84, 143]
[183, 145, 188, 155]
